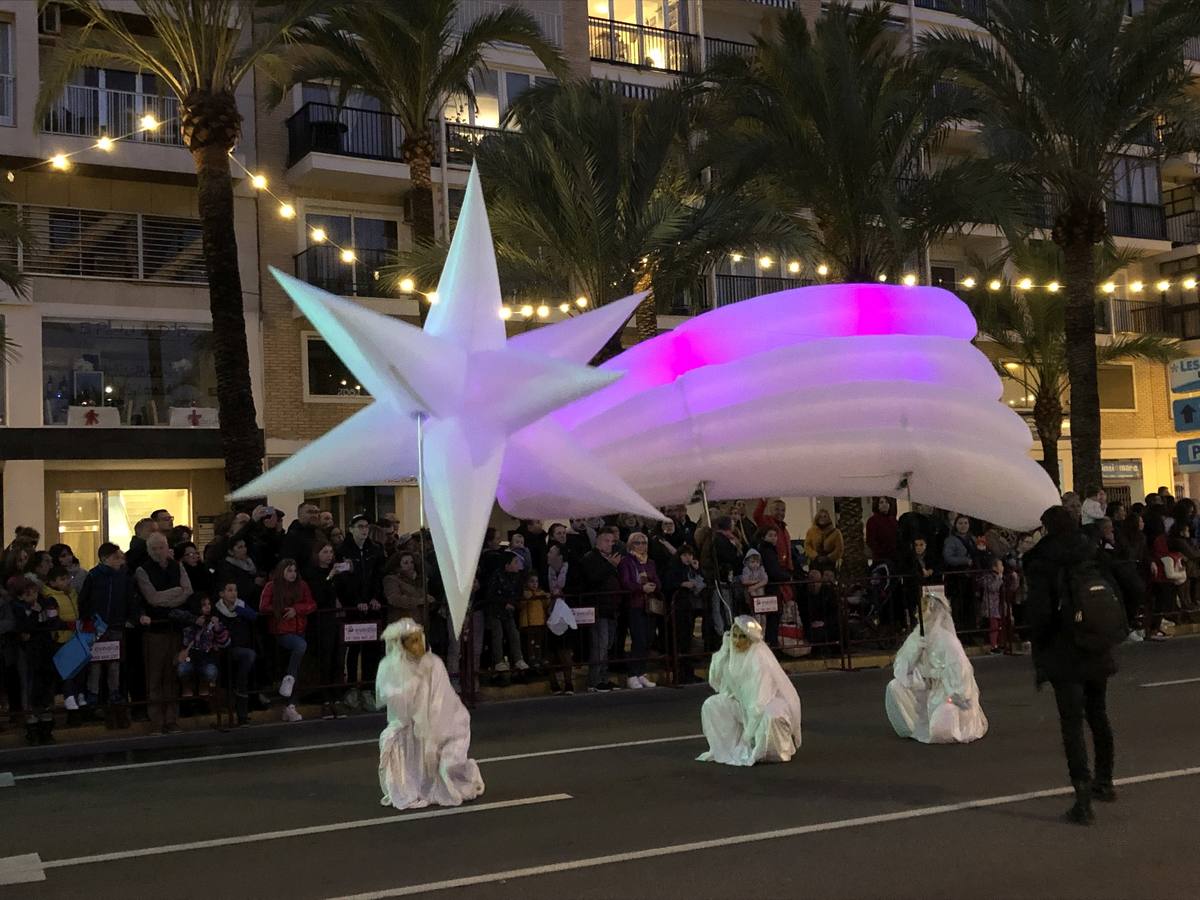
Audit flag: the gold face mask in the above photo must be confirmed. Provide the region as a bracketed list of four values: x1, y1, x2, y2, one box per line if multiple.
[731, 626, 752, 653]
[401, 631, 427, 658]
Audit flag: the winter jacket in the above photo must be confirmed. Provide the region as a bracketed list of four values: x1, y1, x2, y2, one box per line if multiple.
[804, 524, 844, 564]
[579, 549, 623, 618]
[135, 559, 193, 630]
[217, 556, 261, 609]
[281, 521, 323, 570]
[335, 537, 384, 615]
[483, 568, 522, 615]
[617, 555, 660, 612]
[1023, 531, 1119, 685]
[942, 532, 979, 570]
[259, 580, 317, 636]
[213, 597, 258, 649]
[662, 555, 705, 605]
[303, 564, 341, 634]
[865, 513, 899, 562]
[41, 585, 79, 644]
[182, 617, 230, 654]
[382, 571, 431, 624]
[753, 500, 794, 572]
[78, 563, 133, 629]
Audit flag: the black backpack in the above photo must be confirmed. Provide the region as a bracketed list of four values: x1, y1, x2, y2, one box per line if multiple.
[1058, 563, 1127, 652]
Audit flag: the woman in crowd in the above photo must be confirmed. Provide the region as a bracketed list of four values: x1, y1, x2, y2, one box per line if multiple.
[304, 541, 345, 720]
[754, 527, 790, 649]
[1166, 518, 1200, 610]
[218, 535, 264, 610]
[175, 542, 213, 599]
[942, 514, 980, 628]
[259, 557, 316, 722]
[617, 532, 660, 690]
[865, 498, 899, 568]
[383, 551, 436, 625]
[23, 550, 53, 587]
[649, 519, 681, 573]
[804, 509, 844, 566]
[543, 543, 576, 694]
[48, 544, 88, 593]
[1143, 512, 1173, 641]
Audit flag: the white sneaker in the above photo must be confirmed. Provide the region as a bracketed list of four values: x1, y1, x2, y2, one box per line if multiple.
[514, 659, 530, 671]
[494, 660, 510, 672]
[282, 704, 302, 723]
[279, 675, 295, 698]
[344, 688, 360, 708]
[626, 676, 643, 689]
[1126, 629, 1144, 643]
[637, 675, 657, 688]
[76, 693, 89, 707]
[64, 695, 79, 711]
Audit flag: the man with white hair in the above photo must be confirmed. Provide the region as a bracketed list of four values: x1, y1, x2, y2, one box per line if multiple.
[698, 615, 803, 766]
[135, 532, 192, 735]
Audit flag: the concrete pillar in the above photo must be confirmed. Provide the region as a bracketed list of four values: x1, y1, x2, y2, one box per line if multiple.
[1, 303, 42, 427]
[3, 459, 46, 547]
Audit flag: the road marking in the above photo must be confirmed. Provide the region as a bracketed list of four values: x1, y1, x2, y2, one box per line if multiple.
[0, 772, 14, 788]
[40, 794, 571, 870]
[0, 853, 45, 885]
[1139, 677, 1200, 688]
[330, 766, 1200, 899]
[12, 733, 703, 782]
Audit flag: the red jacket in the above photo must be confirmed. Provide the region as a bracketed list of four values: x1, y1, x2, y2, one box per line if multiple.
[866, 513, 899, 563]
[754, 499, 794, 571]
[259, 580, 317, 636]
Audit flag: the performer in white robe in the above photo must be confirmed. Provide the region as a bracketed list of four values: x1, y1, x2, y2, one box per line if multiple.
[376, 618, 485, 809]
[698, 615, 803, 766]
[885, 586, 988, 744]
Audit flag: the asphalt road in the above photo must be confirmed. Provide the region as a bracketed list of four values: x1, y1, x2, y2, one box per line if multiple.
[2, 639, 1198, 899]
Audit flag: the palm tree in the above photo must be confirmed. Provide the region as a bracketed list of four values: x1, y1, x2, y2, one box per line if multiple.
[38, 0, 326, 493]
[705, 1, 1016, 573]
[392, 80, 799, 351]
[277, 0, 569, 245]
[968, 243, 1183, 489]
[0, 202, 27, 362]
[921, 0, 1200, 495]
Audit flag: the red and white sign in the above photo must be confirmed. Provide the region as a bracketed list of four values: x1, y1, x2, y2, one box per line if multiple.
[343, 622, 379, 643]
[753, 595, 779, 614]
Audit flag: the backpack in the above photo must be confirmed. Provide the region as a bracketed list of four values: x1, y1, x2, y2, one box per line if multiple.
[1058, 563, 1127, 652]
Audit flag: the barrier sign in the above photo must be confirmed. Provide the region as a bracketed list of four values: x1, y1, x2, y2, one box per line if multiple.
[753, 595, 779, 614]
[90, 640, 121, 662]
[1170, 356, 1200, 394]
[343, 623, 379, 643]
[573, 607, 596, 625]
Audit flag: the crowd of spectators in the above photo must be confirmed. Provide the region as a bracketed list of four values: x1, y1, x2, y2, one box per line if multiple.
[0, 485, 1190, 744]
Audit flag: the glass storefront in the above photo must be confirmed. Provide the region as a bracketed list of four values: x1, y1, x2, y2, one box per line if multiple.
[57, 488, 191, 560]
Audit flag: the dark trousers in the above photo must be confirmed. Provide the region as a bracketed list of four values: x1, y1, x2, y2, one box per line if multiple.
[143, 631, 181, 729]
[672, 595, 700, 680]
[1052, 678, 1114, 784]
[314, 623, 343, 703]
[627, 607, 649, 677]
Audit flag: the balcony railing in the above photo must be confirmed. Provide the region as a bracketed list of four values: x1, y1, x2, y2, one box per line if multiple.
[12, 204, 204, 283]
[1168, 210, 1200, 246]
[286, 102, 404, 167]
[0, 73, 13, 125]
[454, 0, 563, 47]
[705, 37, 755, 63]
[592, 78, 668, 102]
[42, 84, 184, 146]
[443, 122, 507, 167]
[588, 17, 699, 75]
[1108, 298, 1168, 334]
[293, 245, 396, 298]
[1185, 36, 1200, 61]
[914, 0, 988, 17]
[1107, 200, 1167, 240]
[716, 274, 810, 307]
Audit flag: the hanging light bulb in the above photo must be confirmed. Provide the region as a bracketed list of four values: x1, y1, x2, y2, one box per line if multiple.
[5, 171, 14, 183]
[520, 304, 534, 318]
[1184, 277, 1197, 290]
[536, 305, 550, 319]
[877, 274, 888, 282]
[1047, 281, 1061, 293]
[139, 113, 160, 130]
[961, 276, 977, 289]
[340, 248, 356, 263]
[1156, 279, 1171, 292]
[558, 302, 570, 313]
[730, 253, 743, 263]
[758, 255, 773, 269]
[1130, 280, 1144, 293]
[1016, 277, 1033, 291]
[251, 174, 268, 190]
[902, 273, 918, 287]
[50, 154, 70, 171]
[787, 261, 801, 274]
[499, 306, 513, 320]
[987, 279, 1002, 291]
[575, 296, 588, 308]
[816, 264, 829, 277]
[425, 291, 440, 305]
[311, 228, 327, 243]
[1101, 281, 1116, 294]
[399, 277, 415, 293]
[96, 136, 114, 151]
[278, 203, 295, 219]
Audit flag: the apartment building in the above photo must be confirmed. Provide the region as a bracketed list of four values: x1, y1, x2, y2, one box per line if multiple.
[0, 1, 266, 557]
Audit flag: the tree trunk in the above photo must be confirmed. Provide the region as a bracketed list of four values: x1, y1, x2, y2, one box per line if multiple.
[404, 131, 439, 327]
[1033, 391, 1063, 490]
[836, 496, 867, 578]
[193, 143, 264, 494]
[633, 270, 657, 343]
[1055, 202, 1105, 495]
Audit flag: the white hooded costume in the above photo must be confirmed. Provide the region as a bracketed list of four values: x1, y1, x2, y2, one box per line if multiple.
[698, 615, 803, 766]
[885, 587, 988, 744]
[376, 619, 485, 809]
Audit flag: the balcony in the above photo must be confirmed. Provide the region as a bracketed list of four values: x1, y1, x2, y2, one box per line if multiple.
[593, 78, 668, 102]
[588, 17, 699, 75]
[1106, 297, 1168, 334]
[1186, 36, 1200, 61]
[443, 122, 507, 167]
[42, 84, 184, 146]
[286, 102, 405, 167]
[293, 245, 396, 299]
[705, 37, 755, 64]
[1107, 200, 1167, 240]
[454, 0, 563, 47]
[715, 274, 810, 307]
[914, 0, 988, 17]
[0, 73, 13, 125]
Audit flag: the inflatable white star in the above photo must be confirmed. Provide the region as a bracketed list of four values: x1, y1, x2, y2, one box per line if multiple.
[233, 164, 659, 636]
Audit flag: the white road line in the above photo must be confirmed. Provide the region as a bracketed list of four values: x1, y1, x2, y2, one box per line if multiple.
[0, 853, 45, 886]
[0, 771, 14, 788]
[40, 794, 571, 870]
[330, 766, 1200, 900]
[1139, 677, 1200, 688]
[12, 733, 703, 782]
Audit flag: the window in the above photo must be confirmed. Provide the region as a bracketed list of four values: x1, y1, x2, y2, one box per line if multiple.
[42, 321, 218, 426]
[299, 211, 399, 297]
[305, 335, 369, 399]
[1110, 157, 1160, 205]
[1098, 364, 1136, 410]
[0, 21, 12, 126]
[442, 70, 549, 128]
[999, 363, 1039, 411]
[597, 0, 689, 31]
[57, 487, 191, 562]
[931, 265, 958, 291]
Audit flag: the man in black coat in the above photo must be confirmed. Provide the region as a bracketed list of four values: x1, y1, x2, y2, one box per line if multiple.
[1023, 505, 1119, 825]
[580, 531, 623, 692]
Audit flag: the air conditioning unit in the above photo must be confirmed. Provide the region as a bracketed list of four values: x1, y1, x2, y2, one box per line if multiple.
[39, 3, 62, 35]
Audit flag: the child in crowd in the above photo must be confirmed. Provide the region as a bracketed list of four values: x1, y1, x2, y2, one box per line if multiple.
[976, 555, 1017, 654]
[41, 565, 86, 723]
[7, 576, 55, 744]
[740, 548, 771, 637]
[508, 532, 533, 575]
[519, 572, 549, 670]
[177, 595, 230, 697]
[212, 580, 258, 727]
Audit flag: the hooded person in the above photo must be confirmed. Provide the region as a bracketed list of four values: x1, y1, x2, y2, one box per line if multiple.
[376, 618, 485, 810]
[885, 586, 988, 744]
[698, 615, 803, 766]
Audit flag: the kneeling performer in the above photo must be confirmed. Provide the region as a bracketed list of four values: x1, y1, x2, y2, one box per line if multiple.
[377, 618, 485, 809]
[885, 588, 988, 744]
[698, 615, 802, 766]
